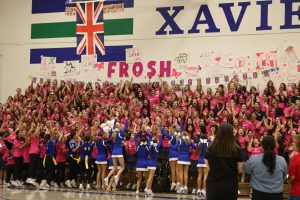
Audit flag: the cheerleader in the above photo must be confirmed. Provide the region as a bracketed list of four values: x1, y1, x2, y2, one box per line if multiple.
[145, 136, 162, 196]
[79, 134, 95, 190]
[175, 131, 195, 194]
[104, 119, 128, 187]
[40, 127, 62, 190]
[65, 132, 81, 188]
[158, 125, 180, 191]
[196, 134, 210, 197]
[135, 130, 149, 195]
[95, 132, 108, 191]
[107, 156, 121, 192]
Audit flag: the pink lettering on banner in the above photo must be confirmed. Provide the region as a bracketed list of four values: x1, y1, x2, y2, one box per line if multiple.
[147, 61, 156, 77]
[297, 64, 300, 72]
[160, 61, 171, 77]
[132, 62, 143, 77]
[108, 62, 117, 77]
[119, 62, 129, 77]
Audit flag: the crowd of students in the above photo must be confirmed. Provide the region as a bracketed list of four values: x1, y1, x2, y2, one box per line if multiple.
[0, 77, 299, 198]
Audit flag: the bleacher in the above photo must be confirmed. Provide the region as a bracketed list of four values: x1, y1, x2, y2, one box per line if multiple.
[238, 182, 291, 200]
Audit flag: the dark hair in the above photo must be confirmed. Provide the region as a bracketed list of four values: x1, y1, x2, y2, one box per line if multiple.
[207, 122, 239, 157]
[261, 136, 276, 175]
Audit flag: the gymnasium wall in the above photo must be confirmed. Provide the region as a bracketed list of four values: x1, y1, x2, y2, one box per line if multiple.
[1, 0, 300, 102]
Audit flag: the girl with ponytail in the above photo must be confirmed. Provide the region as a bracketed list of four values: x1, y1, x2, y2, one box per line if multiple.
[245, 135, 287, 200]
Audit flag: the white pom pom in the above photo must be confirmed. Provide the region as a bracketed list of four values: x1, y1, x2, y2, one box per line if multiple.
[100, 123, 106, 129]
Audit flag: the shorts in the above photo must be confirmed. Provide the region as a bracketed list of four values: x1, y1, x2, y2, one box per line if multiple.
[158, 147, 169, 160]
[126, 154, 137, 170]
[189, 160, 198, 173]
[241, 148, 248, 161]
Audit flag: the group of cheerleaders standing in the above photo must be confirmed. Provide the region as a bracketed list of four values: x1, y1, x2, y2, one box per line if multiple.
[27, 117, 211, 197]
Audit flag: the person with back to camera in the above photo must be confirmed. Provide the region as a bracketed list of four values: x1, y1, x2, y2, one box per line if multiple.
[204, 122, 244, 200]
[244, 135, 287, 200]
[288, 135, 300, 200]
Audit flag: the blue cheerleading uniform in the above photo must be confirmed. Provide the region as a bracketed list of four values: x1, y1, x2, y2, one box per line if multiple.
[45, 139, 56, 156]
[135, 132, 149, 171]
[80, 141, 95, 160]
[67, 139, 79, 157]
[147, 139, 162, 170]
[95, 139, 107, 164]
[111, 120, 128, 157]
[197, 139, 211, 167]
[175, 138, 196, 165]
[159, 126, 178, 160]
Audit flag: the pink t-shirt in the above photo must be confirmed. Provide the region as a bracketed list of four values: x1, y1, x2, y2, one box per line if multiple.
[40, 143, 46, 158]
[3, 149, 15, 166]
[248, 146, 263, 158]
[190, 147, 199, 161]
[13, 138, 24, 158]
[56, 143, 67, 162]
[237, 136, 247, 149]
[23, 146, 30, 163]
[29, 137, 40, 155]
[92, 145, 97, 159]
[125, 140, 137, 155]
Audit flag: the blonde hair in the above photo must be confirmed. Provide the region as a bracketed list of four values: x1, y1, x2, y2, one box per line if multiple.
[181, 131, 189, 145]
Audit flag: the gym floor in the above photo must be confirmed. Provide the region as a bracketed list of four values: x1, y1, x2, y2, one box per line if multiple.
[0, 188, 250, 200]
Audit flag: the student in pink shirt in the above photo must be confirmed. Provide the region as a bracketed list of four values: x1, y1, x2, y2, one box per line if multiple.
[12, 130, 26, 187]
[247, 138, 263, 158]
[55, 136, 68, 187]
[26, 125, 41, 186]
[3, 147, 15, 184]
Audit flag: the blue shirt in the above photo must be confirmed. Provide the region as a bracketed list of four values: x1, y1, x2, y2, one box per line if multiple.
[68, 140, 78, 157]
[244, 154, 287, 193]
[46, 139, 56, 156]
[80, 141, 95, 160]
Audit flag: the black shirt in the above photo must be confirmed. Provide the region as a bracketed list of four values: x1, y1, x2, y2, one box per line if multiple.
[205, 149, 243, 182]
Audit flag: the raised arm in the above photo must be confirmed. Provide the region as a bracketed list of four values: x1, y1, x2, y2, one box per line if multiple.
[158, 126, 172, 140]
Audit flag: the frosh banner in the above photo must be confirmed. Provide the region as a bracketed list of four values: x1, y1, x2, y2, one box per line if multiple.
[32, 0, 300, 87]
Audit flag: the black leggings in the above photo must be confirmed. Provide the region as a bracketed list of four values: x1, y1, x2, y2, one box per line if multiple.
[252, 189, 283, 200]
[56, 162, 65, 185]
[67, 156, 78, 181]
[22, 163, 29, 182]
[45, 156, 55, 184]
[13, 157, 23, 181]
[5, 165, 14, 183]
[36, 158, 45, 183]
[28, 154, 39, 179]
[79, 159, 92, 184]
[207, 179, 238, 200]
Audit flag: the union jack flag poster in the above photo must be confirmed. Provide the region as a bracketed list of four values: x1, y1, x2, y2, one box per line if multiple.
[76, 1, 105, 55]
